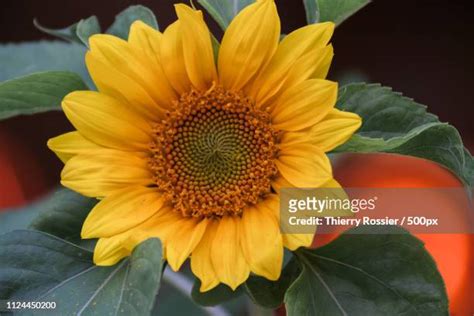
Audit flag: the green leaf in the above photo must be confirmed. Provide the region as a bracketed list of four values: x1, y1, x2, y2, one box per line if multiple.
[334, 83, 474, 187]
[0, 71, 88, 120]
[0, 208, 39, 235]
[197, 0, 253, 30]
[156, 279, 208, 316]
[0, 188, 95, 239]
[285, 226, 448, 316]
[211, 34, 220, 63]
[76, 16, 102, 46]
[34, 19, 79, 43]
[191, 281, 242, 306]
[107, 5, 159, 39]
[0, 41, 92, 86]
[245, 257, 301, 308]
[34, 16, 101, 47]
[302, 0, 320, 24]
[156, 267, 247, 315]
[29, 188, 97, 245]
[0, 230, 164, 315]
[310, 0, 371, 25]
[465, 148, 474, 183]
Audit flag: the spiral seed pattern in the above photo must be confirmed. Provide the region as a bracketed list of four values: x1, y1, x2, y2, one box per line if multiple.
[150, 85, 279, 218]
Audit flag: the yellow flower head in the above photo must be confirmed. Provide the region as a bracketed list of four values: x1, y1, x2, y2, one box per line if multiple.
[48, 0, 361, 291]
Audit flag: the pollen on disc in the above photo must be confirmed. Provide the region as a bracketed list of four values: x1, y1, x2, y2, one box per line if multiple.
[149, 85, 280, 218]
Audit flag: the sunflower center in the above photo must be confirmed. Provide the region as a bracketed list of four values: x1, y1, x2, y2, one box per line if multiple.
[150, 85, 279, 218]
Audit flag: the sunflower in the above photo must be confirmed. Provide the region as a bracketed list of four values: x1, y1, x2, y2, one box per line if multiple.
[48, 0, 361, 291]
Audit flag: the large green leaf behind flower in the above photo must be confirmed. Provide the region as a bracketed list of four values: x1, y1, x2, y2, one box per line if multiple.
[34, 16, 101, 47]
[303, 0, 371, 25]
[0, 42, 92, 120]
[29, 188, 97, 248]
[285, 226, 448, 315]
[107, 5, 159, 39]
[0, 188, 95, 238]
[246, 226, 448, 315]
[35, 5, 158, 44]
[0, 71, 88, 120]
[0, 230, 163, 315]
[0, 41, 91, 85]
[334, 83, 474, 187]
[199, 0, 370, 31]
[197, 0, 253, 31]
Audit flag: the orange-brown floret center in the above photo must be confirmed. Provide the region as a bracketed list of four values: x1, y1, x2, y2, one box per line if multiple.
[149, 85, 279, 218]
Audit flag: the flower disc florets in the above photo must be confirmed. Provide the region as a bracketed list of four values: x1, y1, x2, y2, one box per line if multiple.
[150, 85, 280, 218]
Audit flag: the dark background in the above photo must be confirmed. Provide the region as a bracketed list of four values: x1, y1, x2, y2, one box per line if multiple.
[0, 0, 473, 195]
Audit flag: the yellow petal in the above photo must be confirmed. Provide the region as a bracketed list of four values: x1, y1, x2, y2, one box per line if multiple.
[61, 149, 153, 198]
[275, 22, 334, 64]
[271, 174, 295, 193]
[309, 109, 362, 152]
[81, 186, 165, 238]
[271, 79, 337, 131]
[175, 4, 217, 90]
[280, 178, 350, 250]
[93, 206, 184, 266]
[262, 193, 314, 250]
[123, 207, 185, 259]
[128, 21, 177, 106]
[135, 206, 185, 248]
[280, 204, 316, 250]
[160, 21, 193, 94]
[278, 129, 311, 148]
[211, 216, 250, 289]
[86, 34, 171, 119]
[128, 21, 161, 64]
[276, 22, 334, 86]
[62, 91, 151, 151]
[256, 45, 334, 110]
[218, 0, 280, 90]
[282, 232, 314, 251]
[47, 131, 101, 163]
[191, 221, 220, 292]
[275, 144, 332, 188]
[167, 218, 209, 271]
[249, 22, 334, 106]
[317, 178, 353, 217]
[284, 45, 333, 89]
[240, 198, 283, 280]
[94, 234, 132, 266]
[278, 22, 334, 60]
